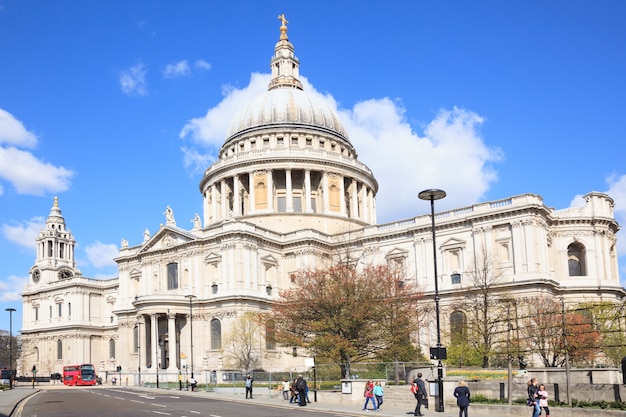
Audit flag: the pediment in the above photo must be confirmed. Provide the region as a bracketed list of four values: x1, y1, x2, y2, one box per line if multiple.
[385, 247, 409, 259]
[261, 254, 278, 266]
[204, 252, 221, 265]
[139, 226, 196, 253]
[129, 268, 142, 279]
[440, 237, 466, 249]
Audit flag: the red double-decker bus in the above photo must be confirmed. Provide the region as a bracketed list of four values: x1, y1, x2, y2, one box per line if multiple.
[63, 364, 97, 386]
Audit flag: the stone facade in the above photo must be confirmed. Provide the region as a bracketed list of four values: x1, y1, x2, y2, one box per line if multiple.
[19, 19, 625, 381]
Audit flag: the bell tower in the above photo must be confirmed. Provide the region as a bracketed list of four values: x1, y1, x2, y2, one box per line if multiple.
[29, 197, 79, 286]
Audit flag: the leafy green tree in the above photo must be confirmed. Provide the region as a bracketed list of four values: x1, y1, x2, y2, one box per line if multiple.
[271, 263, 422, 379]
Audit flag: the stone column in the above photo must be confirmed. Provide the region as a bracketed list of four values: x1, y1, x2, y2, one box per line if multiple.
[211, 185, 218, 222]
[322, 172, 329, 214]
[351, 178, 358, 218]
[267, 170, 274, 211]
[339, 175, 346, 216]
[233, 174, 241, 216]
[167, 313, 177, 371]
[248, 173, 255, 214]
[138, 315, 146, 370]
[360, 185, 368, 222]
[220, 180, 228, 219]
[151, 314, 158, 371]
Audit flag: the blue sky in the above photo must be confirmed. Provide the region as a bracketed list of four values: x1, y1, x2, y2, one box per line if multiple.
[1, 0, 626, 333]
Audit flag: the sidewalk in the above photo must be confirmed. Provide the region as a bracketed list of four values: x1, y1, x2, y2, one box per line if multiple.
[134, 385, 503, 417]
[0, 386, 40, 417]
[3, 383, 625, 417]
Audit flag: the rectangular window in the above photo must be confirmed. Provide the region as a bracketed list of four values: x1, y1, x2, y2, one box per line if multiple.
[34, 307, 39, 321]
[291, 137, 298, 146]
[277, 196, 286, 213]
[167, 263, 179, 290]
[58, 303, 62, 317]
[451, 273, 462, 285]
[306, 138, 312, 146]
[293, 196, 302, 212]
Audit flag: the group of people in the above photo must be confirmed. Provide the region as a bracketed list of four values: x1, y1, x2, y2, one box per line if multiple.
[281, 375, 309, 406]
[362, 379, 384, 411]
[411, 373, 470, 417]
[528, 378, 550, 417]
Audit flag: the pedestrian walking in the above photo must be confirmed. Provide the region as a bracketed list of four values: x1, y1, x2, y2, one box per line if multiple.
[362, 379, 377, 411]
[373, 381, 384, 410]
[453, 379, 471, 417]
[189, 376, 197, 392]
[537, 384, 550, 417]
[527, 378, 541, 417]
[412, 373, 428, 416]
[245, 374, 254, 399]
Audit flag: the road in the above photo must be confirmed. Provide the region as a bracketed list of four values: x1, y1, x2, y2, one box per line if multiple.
[14, 388, 331, 417]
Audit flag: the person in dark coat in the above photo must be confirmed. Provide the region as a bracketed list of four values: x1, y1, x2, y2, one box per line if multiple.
[412, 372, 428, 416]
[453, 379, 471, 417]
[296, 374, 308, 406]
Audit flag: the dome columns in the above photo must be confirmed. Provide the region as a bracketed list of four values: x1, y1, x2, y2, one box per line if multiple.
[203, 167, 376, 225]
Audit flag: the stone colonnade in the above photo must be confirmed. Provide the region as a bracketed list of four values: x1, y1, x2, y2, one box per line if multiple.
[204, 168, 375, 224]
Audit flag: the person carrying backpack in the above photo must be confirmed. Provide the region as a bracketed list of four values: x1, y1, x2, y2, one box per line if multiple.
[412, 373, 428, 416]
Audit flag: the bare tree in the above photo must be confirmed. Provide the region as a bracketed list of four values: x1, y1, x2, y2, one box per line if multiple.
[519, 297, 601, 367]
[221, 312, 261, 373]
[454, 245, 508, 368]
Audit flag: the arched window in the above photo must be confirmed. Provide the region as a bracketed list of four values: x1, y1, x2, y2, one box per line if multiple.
[450, 310, 467, 342]
[57, 339, 63, 360]
[109, 339, 116, 360]
[210, 319, 221, 350]
[567, 242, 586, 276]
[265, 319, 276, 351]
[68, 302, 71, 317]
[34, 346, 39, 362]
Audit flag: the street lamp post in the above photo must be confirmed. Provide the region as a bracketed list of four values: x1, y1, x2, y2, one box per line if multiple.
[185, 295, 197, 380]
[418, 188, 446, 413]
[5, 308, 16, 390]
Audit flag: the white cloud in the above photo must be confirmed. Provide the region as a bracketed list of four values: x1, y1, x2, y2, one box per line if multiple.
[0, 146, 74, 195]
[85, 241, 118, 269]
[181, 146, 216, 176]
[163, 60, 191, 78]
[2, 217, 44, 249]
[0, 110, 72, 196]
[179, 73, 502, 222]
[0, 275, 28, 302]
[119, 63, 148, 96]
[0, 109, 38, 148]
[605, 174, 626, 258]
[195, 60, 212, 71]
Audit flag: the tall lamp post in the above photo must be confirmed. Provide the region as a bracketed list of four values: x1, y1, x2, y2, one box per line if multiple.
[5, 308, 16, 390]
[418, 189, 446, 413]
[185, 295, 197, 380]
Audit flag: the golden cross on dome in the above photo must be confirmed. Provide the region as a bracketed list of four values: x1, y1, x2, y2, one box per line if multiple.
[278, 14, 288, 27]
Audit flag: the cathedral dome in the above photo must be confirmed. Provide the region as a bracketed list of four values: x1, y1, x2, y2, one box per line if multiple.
[226, 88, 349, 141]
